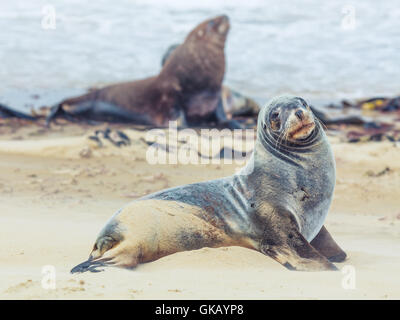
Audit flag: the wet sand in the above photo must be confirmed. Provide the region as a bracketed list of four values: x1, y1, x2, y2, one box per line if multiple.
[0, 122, 399, 299]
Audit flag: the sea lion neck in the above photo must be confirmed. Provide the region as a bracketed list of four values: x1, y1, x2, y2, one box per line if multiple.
[185, 34, 226, 50]
[158, 39, 225, 93]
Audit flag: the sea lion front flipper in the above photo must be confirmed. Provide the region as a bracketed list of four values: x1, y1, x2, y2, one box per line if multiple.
[259, 209, 338, 271]
[310, 226, 347, 262]
[260, 230, 338, 271]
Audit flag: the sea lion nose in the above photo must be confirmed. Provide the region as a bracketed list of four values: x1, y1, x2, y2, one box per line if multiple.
[295, 109, 304, 120]
[219, 14, 229, 23]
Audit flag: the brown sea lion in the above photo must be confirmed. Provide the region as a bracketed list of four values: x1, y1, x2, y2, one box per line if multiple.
[161, 43, 260, 119]
[71, 95, 346, 273]
[46, 15, 241, 128]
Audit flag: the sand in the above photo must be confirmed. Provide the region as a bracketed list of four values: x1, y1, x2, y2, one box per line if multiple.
[0, 122, 399, 300]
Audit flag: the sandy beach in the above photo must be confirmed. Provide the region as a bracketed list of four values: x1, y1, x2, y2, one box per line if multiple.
[0, 122, 399, 299]
[1, 0, 400, 303]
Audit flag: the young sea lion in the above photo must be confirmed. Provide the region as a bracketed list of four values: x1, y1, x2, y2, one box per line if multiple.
[47, 15, 240, 128]
[71, 95, 346, 273]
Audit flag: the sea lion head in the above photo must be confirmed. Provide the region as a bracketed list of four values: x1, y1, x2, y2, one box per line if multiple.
[160, 15, 229, 67]
[186, 14, 230, 47]
[258, 95, 321, 150]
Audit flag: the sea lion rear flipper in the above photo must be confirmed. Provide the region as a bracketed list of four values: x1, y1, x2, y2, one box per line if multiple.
[45, 103, 91, 126]
[259, 209, 338, 271]
[0, 103, 37, 121]
[46, 91, 98, 126]
[310, 226, 347, 262]
[70, 257, 114, 274]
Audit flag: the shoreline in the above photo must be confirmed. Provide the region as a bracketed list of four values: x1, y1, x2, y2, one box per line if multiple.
[1, 86, 398, 114]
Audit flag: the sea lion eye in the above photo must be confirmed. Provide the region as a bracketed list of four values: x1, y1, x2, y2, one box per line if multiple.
[271, 111, 279, 120]
[270, 112, 281, 130]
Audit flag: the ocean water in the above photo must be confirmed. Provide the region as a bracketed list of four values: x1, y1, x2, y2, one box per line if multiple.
[1, 0, 400, 111]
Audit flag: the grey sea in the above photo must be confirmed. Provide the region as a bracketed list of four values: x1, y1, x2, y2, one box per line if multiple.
[1, 0, 399, 111]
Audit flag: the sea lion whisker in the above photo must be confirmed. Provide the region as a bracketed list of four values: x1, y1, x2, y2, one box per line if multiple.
[275, 129, 286, 149]
[315, 117, 327, 131]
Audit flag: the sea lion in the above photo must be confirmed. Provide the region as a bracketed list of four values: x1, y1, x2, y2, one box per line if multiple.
[46, 15, 240, 128]
[71, 95, 346, 273]
[161, 43, 260, 120]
